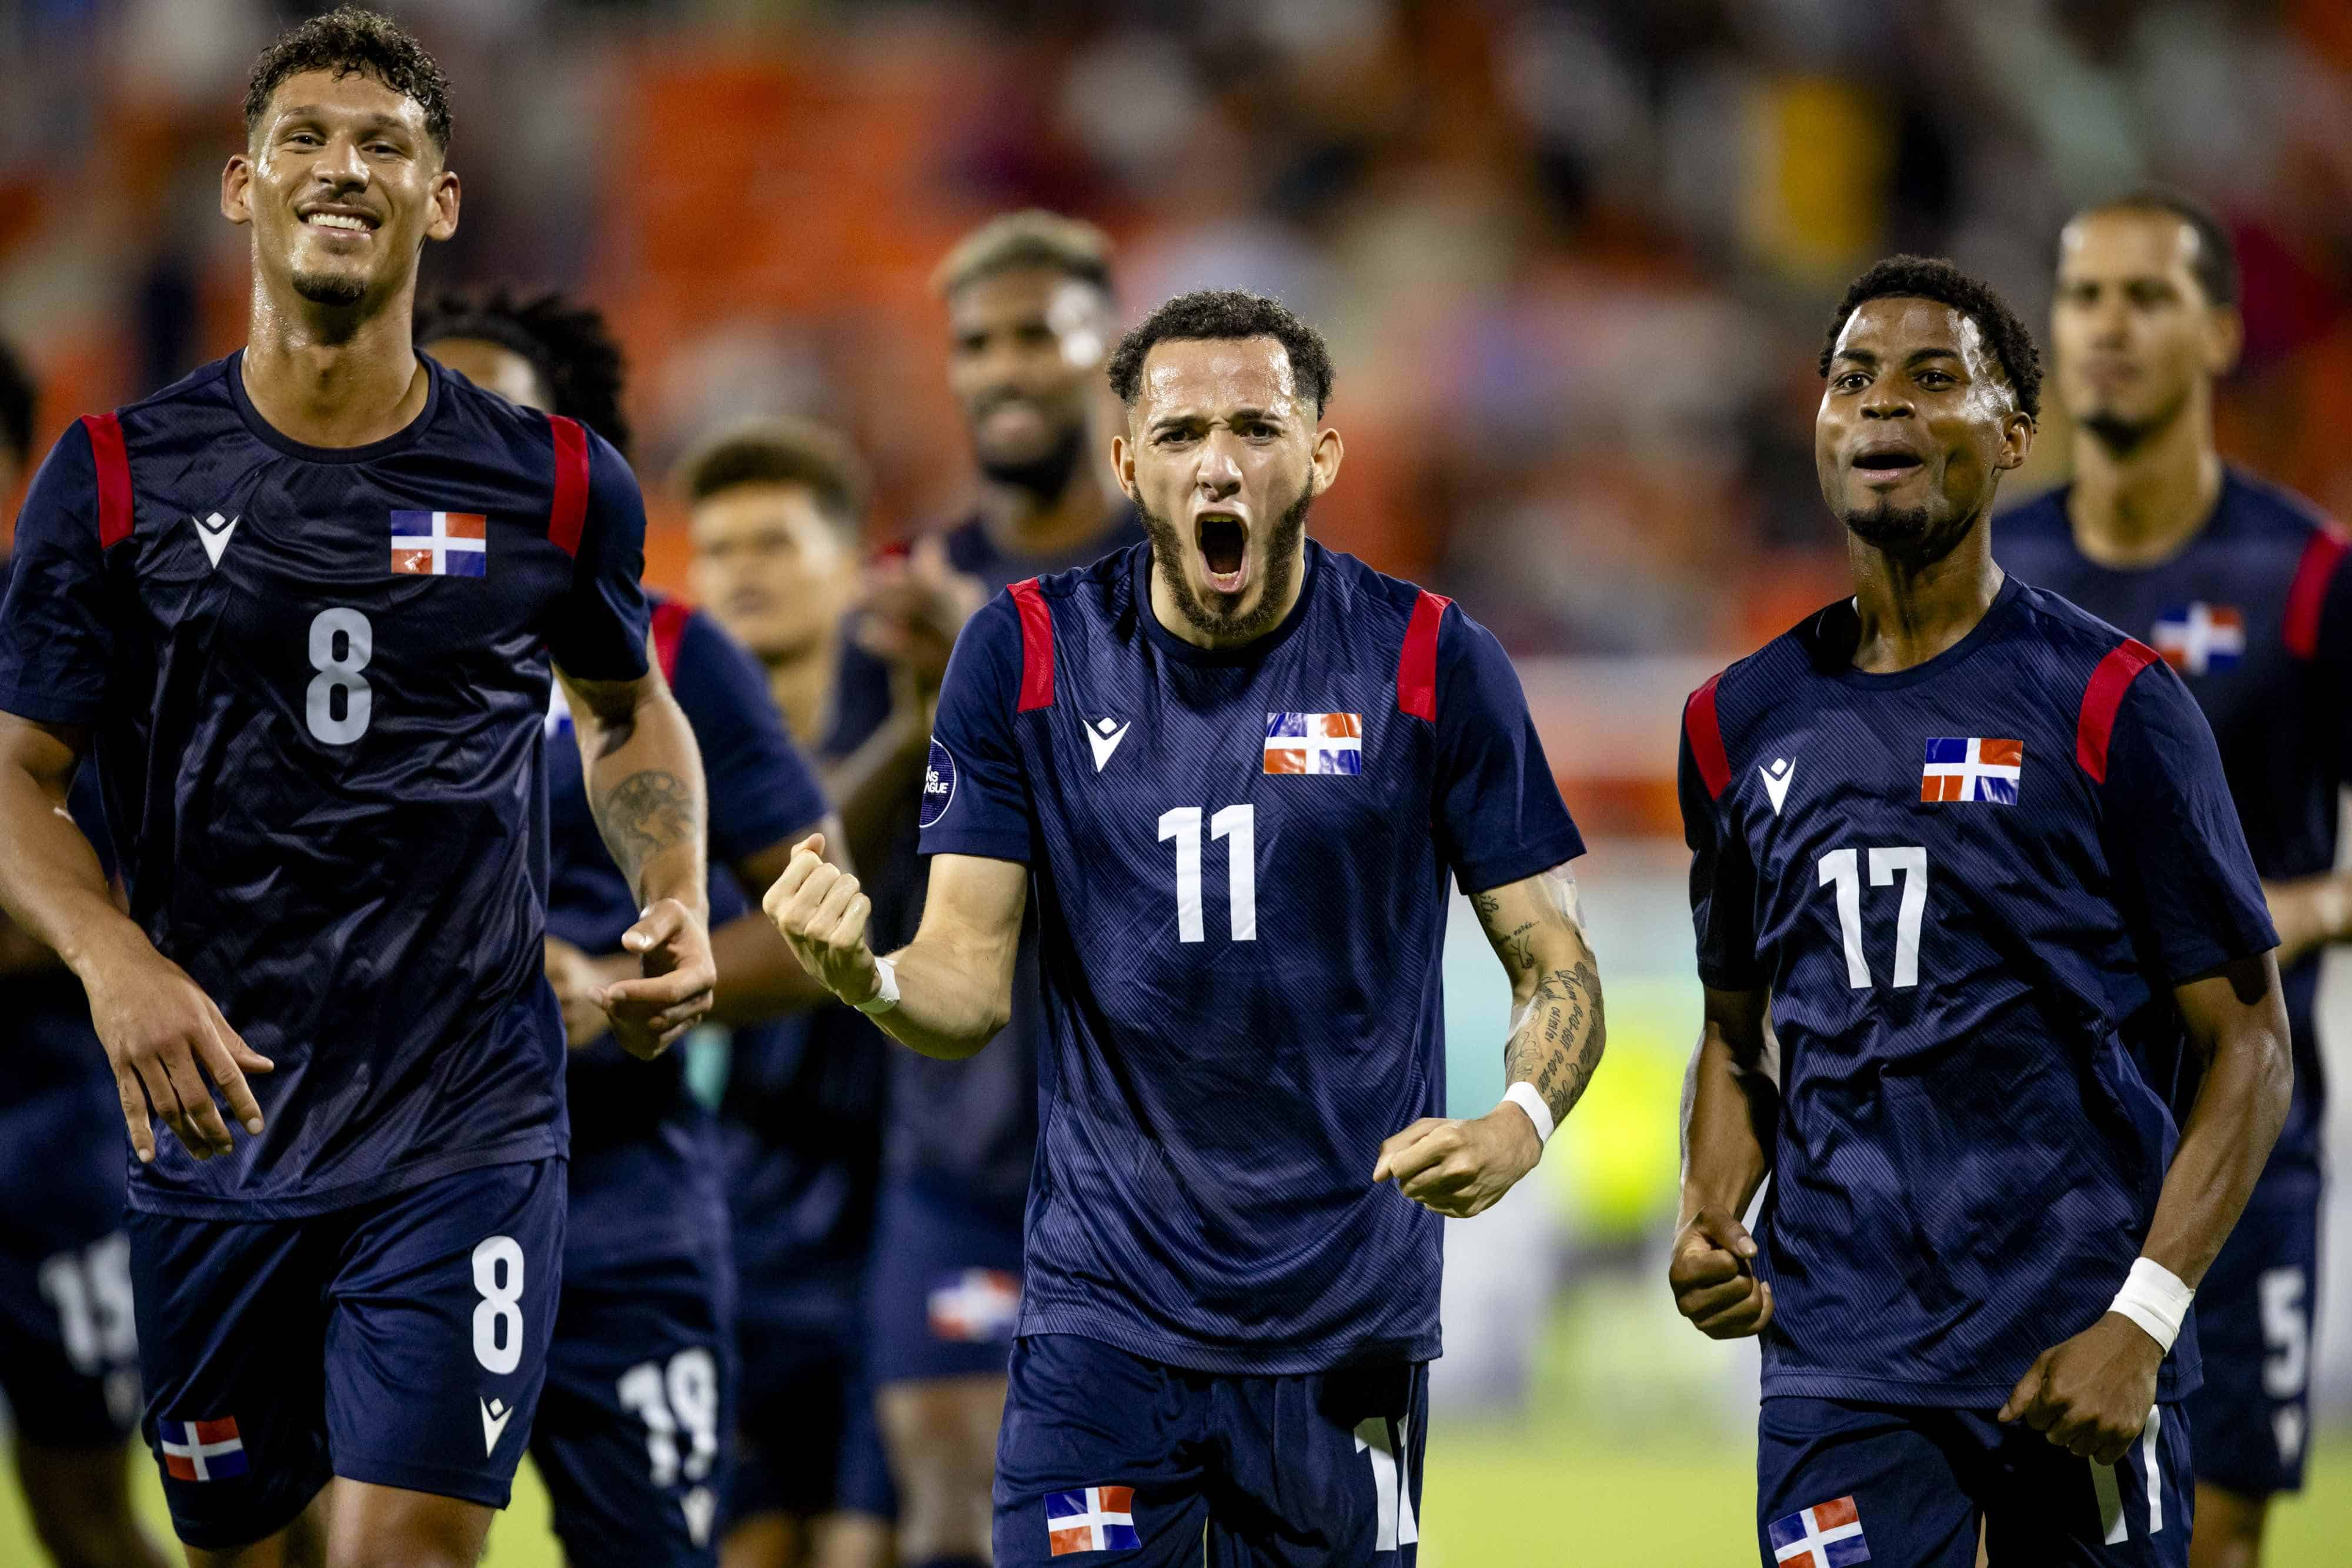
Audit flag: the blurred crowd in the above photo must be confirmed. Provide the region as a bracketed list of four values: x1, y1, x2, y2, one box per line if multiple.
[6, 0, 2352, 654]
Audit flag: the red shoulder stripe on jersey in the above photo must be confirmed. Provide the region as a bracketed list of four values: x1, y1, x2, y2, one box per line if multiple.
[548, 415, 590, 558]
[2075, 638, 2160, 784]
[1010, 577, 1054, 711]
[2282, 522, 2349, 660]
[1396, 590, 1452, 722]
[82, 414, 133, 549]
[1683, 673, 1730, 800]
[650, 598, 693, 684]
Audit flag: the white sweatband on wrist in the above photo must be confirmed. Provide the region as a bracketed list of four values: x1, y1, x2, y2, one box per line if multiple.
[853, 955, 900, 1015]
[1501, 1082, 1555, 1145]
[2107, 1257, 2194, 1352]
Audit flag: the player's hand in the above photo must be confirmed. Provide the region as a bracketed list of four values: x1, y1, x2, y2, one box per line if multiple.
[79, 933, 273, 1164]
[1372, 1107, 1541, 1218]
[594, 897, 714, 1060]
[543, 935, 628, 1050]
[1997, 1313, 2164, 1464]
[855, 536, 987, 694]
[1669, 1207, 1775, 1339]
[761, 833, 881, 1006]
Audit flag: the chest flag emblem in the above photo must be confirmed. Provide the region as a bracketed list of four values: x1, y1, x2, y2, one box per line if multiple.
[1264, 712, 1362, 775]
[2151, 602, 2244, 676]
[389, 511, 487, 577]
[1920, 737, 2023, 804]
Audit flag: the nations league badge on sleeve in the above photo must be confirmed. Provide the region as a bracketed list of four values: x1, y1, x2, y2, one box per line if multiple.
[920, 738, 957, 828]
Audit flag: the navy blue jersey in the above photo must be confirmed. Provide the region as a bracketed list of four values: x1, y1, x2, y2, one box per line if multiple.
[2000, 472, 2350, 1176]
[546, 596, 827, 1266]
[865, 508, 1150, 1221]
[0, 353, 652, 1218]
[1679, 576, 2278, 1405]
[921, 540, 1582, 1373]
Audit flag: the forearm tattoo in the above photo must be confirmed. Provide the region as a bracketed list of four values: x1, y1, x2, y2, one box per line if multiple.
[595, 768, 698, 875]
[1506, 955, 1606, 1126]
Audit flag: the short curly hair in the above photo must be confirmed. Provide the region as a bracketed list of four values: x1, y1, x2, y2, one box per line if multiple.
[1818, 255, 2042, 420]
[1107, 290, 1335, 416]
[245, 6, 453, 152]
[416, 288, 631, 457]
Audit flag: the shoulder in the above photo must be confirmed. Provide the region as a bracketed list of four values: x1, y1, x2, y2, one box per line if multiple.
[105, 356, 239, 453]
[2220, 471, 2352, 658]
[2217, 467, 2344, 547]
[1995, 583, 2176, 782]
[1685, 603, 1847, 762]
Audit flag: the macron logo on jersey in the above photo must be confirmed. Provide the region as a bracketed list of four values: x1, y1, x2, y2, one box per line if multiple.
[1264, 712, 1362, 774]
[1920, 737, 2022, 804]
[192, 511, 239, 569]
[1769, 1495, 1870, 1566]
[1047, 1486, 1139, 1555]
[389, 511, 487, 577]
[161, 1417, 248, 1482]
[2153, 602, 2244, 676]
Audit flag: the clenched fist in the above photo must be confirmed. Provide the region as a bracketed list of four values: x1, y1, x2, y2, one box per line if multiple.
[761, 833, 881, 1006]
[1669, 1207, 1775, 1339]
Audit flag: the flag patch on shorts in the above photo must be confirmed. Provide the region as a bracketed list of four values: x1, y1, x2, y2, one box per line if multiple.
[161, 1416, 249, 1481]
[1048, 1485, 1138, 1554]
[1768, 1493, 1869, 1566]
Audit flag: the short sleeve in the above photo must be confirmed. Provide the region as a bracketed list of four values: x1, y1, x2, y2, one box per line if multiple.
[1429, 606, 1585, 894]
[2099, 662, 2279, 982]
[1680, 706, 1764, 991]
[670, 609, 828, 869]
[0, 422, 116, 727]
[916, 593, 1035, 864]
[544, 427, 652, 681]
[2315, 543, 2352, 781]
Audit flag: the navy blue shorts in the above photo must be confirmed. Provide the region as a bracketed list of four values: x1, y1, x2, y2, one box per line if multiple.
[867, 1176, 1023, 1386]
[0, 1079, 141, 1448]
[1756, 1395, 2192, 1567]
[128, 1157, 565, 1552]
[732, 1287, 895, 1523]
[2184, 1168, 2321, 1497]
[532, 1233, 734, 1567]
[994, 1335, 1425, 1567]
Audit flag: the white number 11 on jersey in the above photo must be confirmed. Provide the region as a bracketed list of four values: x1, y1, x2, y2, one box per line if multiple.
[1159, 804, 1256, 943]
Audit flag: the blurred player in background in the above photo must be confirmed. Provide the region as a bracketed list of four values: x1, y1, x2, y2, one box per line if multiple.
[420, 293, 847, 1568]
[676, 419, 895, 1568]
[2000, 191, 2352, 1568]
[0, 11, 713, 1566]
[767, 288, 1605, 1566]
[0, 339, 173, 1568]
[1674, 257, 2291, 1566]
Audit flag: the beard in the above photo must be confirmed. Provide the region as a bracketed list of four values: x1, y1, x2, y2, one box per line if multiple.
[977, 420, 1087, 503]
[1839, 496, 1979, 572]
[2076, 383, 2190, 457]
[291, 268, 368, 307]
[1140, 482, 1313, 644]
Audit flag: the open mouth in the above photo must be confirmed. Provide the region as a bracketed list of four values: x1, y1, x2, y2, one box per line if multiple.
[1852, 446, 1923, 479]
[300, 208, 379, 237]
[1195, 513, 1247, 593]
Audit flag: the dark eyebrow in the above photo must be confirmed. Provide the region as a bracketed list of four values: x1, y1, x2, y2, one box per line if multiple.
[277, 108, 412, 135]
[1904, 347, 1965, 369]
[1830, 347, 1878, 369]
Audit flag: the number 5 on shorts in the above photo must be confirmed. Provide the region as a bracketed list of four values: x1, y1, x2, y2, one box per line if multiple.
[472, 1235, 526, 1375]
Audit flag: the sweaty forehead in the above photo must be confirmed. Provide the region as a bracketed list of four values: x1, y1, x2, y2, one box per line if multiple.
[1137, 338, 1299, 417]
[263, 68, 429, 133]
[1835, 297, 1986, 372]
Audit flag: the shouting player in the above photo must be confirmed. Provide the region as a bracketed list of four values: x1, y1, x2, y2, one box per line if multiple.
[1672, 256, 2293, 1566]
[419, 293, 845, 1568]
[676, 419, 896, 1568]
[0, 340, 173, 1568]
[767, 288, 1606, 1565]
[0, 12, 714, 1568]
[1999, 191, 2352, 1568]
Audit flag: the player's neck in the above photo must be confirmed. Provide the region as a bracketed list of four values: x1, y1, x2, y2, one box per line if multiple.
[241, 285, 429, 450]
[981, 453, 1123, 561]
[2064, 410, 2222, 570]
[1148, 540, 1309, 654]
[1848, 525, 2004, 675]
[765, 638, 840, 748]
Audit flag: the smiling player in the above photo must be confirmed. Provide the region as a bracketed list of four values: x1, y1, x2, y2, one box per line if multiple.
[766, 288, 1605, 1565]
[1671, 256, 2291, 1566]
[0, 11, 712, 1567]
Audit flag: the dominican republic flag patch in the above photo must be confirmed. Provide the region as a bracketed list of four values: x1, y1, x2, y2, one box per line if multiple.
[2152, 602, 2244, 675]
[1047, 1486, 1139, 1555]
[1920, 737, 2023, 804]
[927, 1268, 1020, 1344]
[390, 511, 487, 577]
[1264, 712, 1362, 774]
[161, 1416, 249, 1482]
[1768, 1494, 1870, 1566]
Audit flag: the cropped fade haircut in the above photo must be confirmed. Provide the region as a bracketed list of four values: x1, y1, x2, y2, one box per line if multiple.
[0, 339, 35, 472]
[933, 210, 1114, 299]
[1818, 256, 2043, 422]
[416, 288, 632, 457]
[1107, 290, 1335, 417]
[676, 417, 869, 533]
[2070, 186, 2240, 310]
[245, 6, 453, 153]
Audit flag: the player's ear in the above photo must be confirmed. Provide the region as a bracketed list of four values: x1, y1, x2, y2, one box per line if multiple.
[1308, 424, 1343, 496]
[1996, 407, 2035, 473]
[425, 169, 460, 244]
[2201, 303, 2243, 380]
[1109, 430, 1138, 503]
[221, 153, 254, 226]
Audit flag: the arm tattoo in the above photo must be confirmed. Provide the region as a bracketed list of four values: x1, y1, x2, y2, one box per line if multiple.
[595, 769, 698, 874]
[1506, 955, 1606, 1125]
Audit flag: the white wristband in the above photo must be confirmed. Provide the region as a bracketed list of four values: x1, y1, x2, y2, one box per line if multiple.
[2107, 1257, 2194, 1352]
[853, 955, 900, 1015]
[1500, 1081, 1555, 1145]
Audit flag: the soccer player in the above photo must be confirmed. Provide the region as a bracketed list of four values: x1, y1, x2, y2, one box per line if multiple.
[1997, 191, 2352, 1568]
[766, 288, 1605, 1565]
[1671, 255, 2293, 1566]
[0, 12, 714, 1568]
[0, 340, 173, 1568]
[673, 419, 897, 1568]
[417, 293, 844, 1568]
